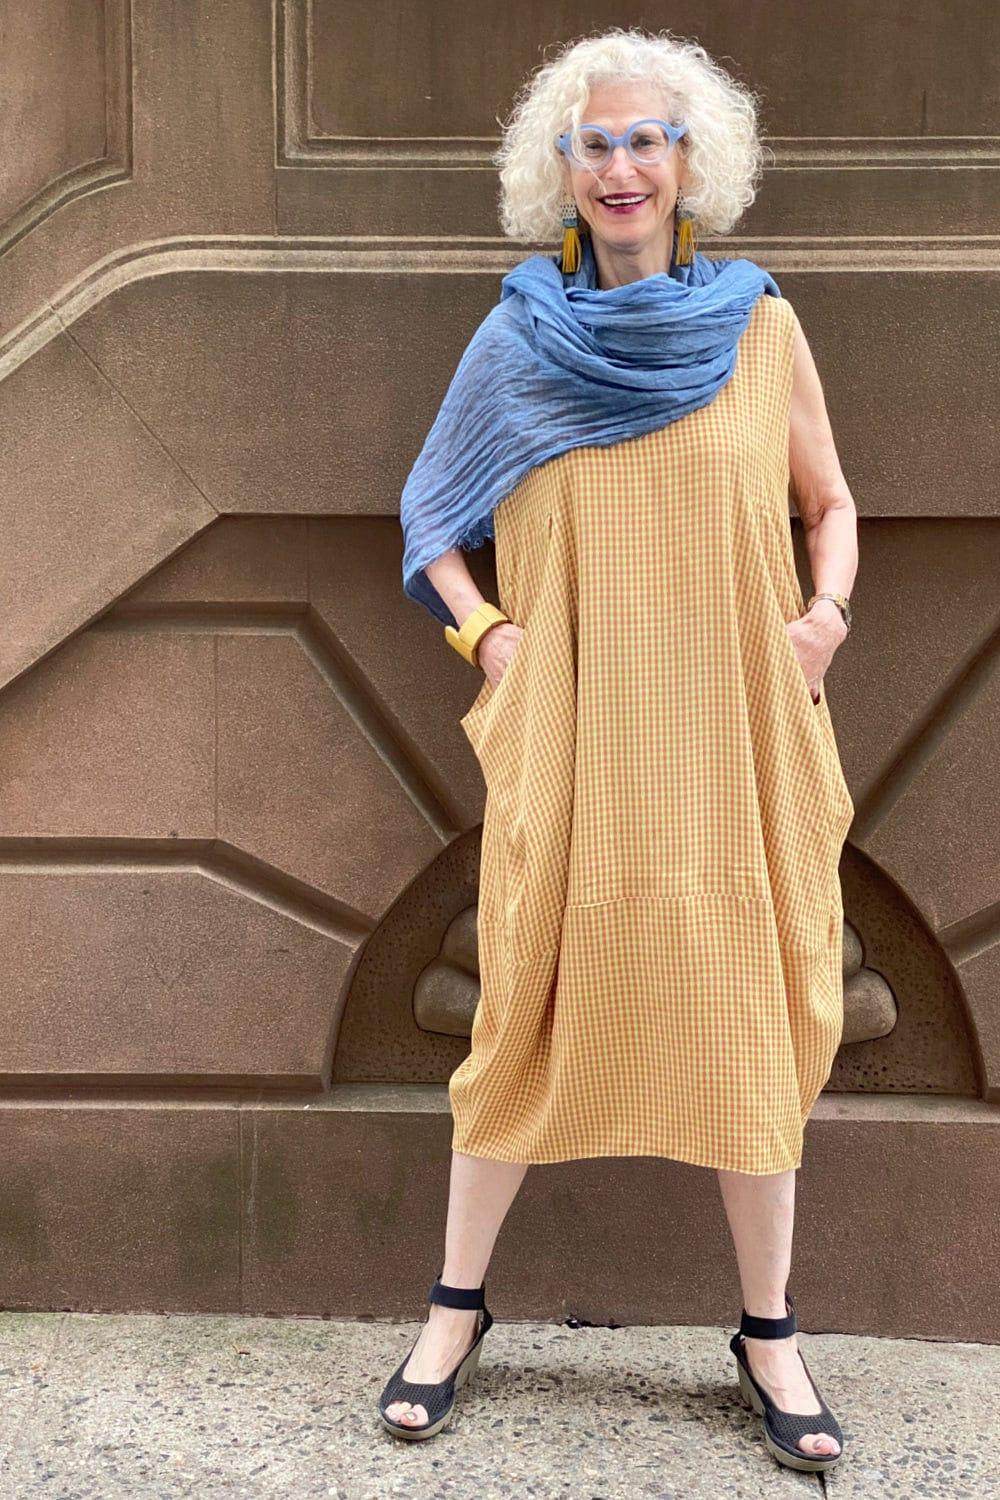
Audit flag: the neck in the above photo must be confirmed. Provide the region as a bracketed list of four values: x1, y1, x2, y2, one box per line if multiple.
[590, 218, 676, 288]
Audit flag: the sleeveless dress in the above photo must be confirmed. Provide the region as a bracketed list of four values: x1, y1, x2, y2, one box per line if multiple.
[450, 293, 854, 1175]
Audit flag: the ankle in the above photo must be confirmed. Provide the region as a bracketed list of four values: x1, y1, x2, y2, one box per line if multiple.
[743, 1293, 791, 1321]
[439, 1265, 486, 1290]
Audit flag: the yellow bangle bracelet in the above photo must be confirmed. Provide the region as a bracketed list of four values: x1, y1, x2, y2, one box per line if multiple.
[444, 602, 510, 667]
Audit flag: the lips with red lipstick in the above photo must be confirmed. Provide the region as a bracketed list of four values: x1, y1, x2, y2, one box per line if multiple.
[597, 192, 652, 215]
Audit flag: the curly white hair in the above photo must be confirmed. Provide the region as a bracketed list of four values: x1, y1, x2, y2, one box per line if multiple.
[494, 25, 770, 244]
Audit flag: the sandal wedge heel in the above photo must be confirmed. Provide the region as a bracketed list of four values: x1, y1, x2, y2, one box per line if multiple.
[378, 1268, 494, 1440]
[729, 1290, 845, 1473]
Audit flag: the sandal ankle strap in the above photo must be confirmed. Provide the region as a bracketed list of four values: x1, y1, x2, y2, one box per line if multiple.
[739, 1291, 796, 1340]
[428, 1268, 486, 1310]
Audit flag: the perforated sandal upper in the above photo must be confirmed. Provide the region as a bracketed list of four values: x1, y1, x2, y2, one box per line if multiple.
[731, 1290, 844, 1459]
[731, 1331, 844, 1452]
[378, 1282, 493, 1433]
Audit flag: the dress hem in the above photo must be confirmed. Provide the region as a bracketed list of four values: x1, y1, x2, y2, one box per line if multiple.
[450, 1137, 804, 1175]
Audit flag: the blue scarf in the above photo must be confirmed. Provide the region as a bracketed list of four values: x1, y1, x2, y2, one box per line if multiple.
[400, 234, 781, 626]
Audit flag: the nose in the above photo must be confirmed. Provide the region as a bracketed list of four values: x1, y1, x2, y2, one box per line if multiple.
[599, 143, 648, 187]
[603, 144, 633, 174]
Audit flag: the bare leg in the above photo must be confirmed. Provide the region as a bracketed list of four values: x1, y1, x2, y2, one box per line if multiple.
[717, 1167, 841, 1459]
[385, 1150, 528, 1428]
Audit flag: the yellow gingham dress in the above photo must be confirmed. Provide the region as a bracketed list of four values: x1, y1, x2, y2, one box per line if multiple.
[451, 293, 854, 1174]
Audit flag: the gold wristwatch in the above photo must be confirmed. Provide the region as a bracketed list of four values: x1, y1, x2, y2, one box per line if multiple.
[807, 591, 852, 632]
[443, 602, 510, 667]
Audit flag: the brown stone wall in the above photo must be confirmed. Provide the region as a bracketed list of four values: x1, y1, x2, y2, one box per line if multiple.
[0, 1, 997, 1335]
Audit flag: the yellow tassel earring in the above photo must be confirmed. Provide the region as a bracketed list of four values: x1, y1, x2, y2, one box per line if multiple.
[674, 189, 697, 267]
[559, 197, 582, 274]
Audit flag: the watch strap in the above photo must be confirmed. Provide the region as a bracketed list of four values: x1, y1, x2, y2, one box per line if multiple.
[807, 591, 852, 631]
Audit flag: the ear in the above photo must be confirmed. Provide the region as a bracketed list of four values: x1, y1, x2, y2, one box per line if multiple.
[676, 138, 692, 194]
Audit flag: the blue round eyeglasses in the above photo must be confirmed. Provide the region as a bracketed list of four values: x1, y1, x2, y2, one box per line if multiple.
[555, 118, 688, 171]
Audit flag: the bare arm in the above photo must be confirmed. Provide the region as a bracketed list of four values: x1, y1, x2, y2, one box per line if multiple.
[786, 312, 859, 690]
[424, 546, 489, 631]
[425, 547, 521, 685]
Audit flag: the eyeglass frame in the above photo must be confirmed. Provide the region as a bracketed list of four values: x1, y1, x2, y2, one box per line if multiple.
[555, 117, 689, 171]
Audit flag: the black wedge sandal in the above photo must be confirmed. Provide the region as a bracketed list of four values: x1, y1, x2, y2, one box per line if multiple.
[378, 1269, 494, 1440]
[729, 1290, 845, 1473]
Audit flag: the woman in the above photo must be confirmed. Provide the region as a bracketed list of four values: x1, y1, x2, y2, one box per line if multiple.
[384, 27, 856, 1473]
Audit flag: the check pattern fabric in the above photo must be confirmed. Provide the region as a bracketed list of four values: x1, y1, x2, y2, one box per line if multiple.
[451, 294, 854, 1174]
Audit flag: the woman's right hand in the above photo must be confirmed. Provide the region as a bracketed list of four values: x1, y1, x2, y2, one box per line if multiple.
[476, 620, 524, 689]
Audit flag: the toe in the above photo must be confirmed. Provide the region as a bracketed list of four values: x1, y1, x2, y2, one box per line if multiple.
[386, 1402, 427, 1426]
[799, 1433, 839, 1457]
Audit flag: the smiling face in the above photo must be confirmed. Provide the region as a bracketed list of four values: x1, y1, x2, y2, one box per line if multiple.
[559, 80, 689, 271]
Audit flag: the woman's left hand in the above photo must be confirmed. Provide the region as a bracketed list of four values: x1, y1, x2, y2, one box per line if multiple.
[787, 601, 848, 703]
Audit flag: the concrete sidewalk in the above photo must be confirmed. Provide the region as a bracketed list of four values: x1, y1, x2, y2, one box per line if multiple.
[0, 1310, 992, 1498]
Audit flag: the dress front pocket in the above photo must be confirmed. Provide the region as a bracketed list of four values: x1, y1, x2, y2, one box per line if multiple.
[459, 621, 534, 855]
[776, 612, 823, 713]
[772, 611, 854, 844]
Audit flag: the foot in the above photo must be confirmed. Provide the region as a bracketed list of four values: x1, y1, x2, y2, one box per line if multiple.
[384, 1302, 481, 1429]
[741, 1332, 841, 1459]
